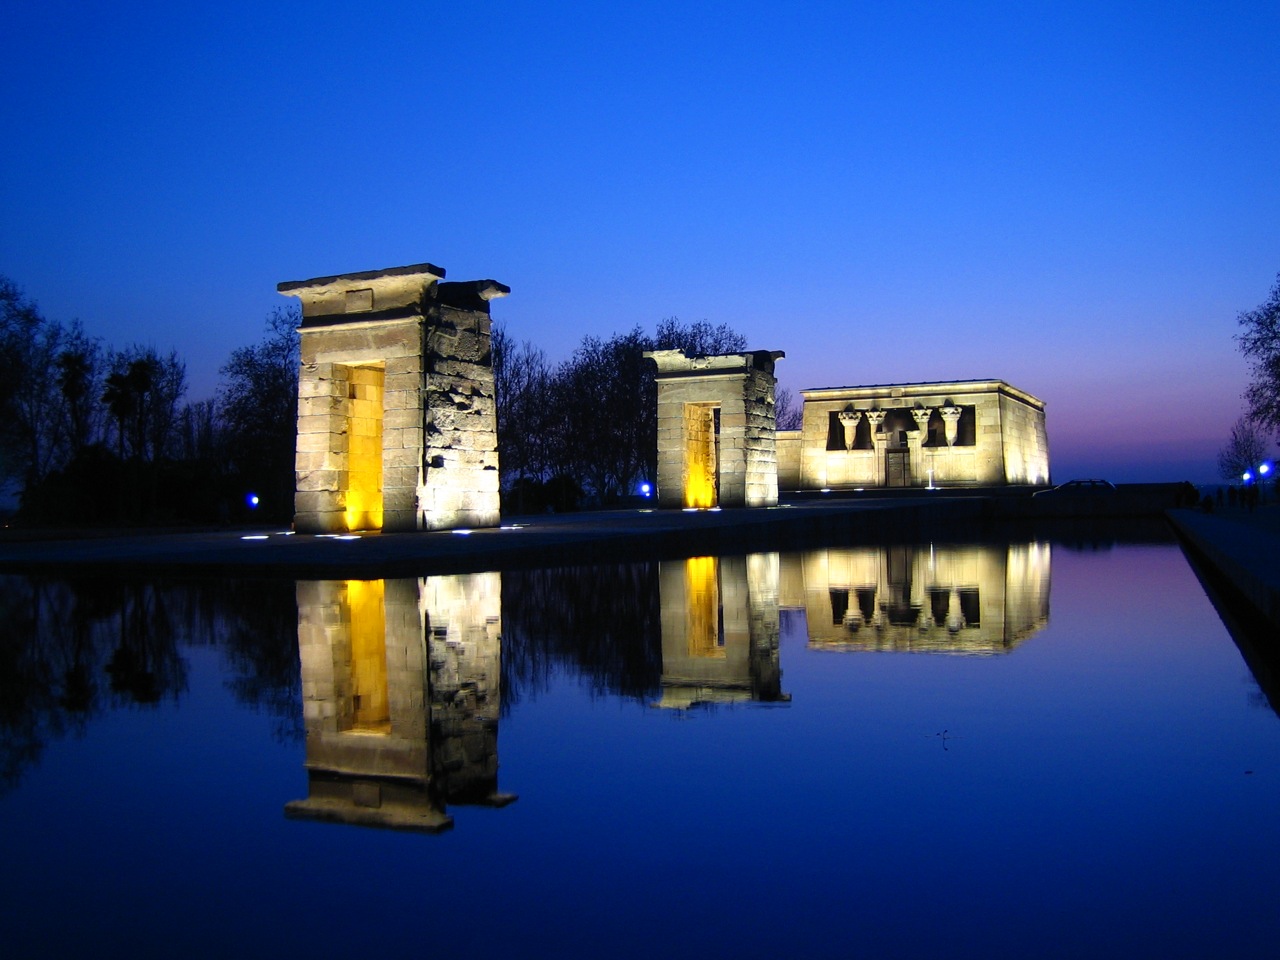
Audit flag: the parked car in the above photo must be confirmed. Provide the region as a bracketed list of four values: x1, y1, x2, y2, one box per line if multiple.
[1033, 479, 1116, 497]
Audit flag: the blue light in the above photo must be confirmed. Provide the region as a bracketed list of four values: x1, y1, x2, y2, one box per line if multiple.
[246, 493, 260, 508]
[640, 483, 652, 496]
[1243, 472, 1252, 483]
[1261, 462, 1272, 476]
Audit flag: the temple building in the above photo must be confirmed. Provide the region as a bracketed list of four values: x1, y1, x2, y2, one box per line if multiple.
[280, 261, 507, 534]
[778, 379, 1049, 491]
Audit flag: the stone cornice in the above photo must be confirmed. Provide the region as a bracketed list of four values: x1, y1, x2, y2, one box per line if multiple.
[801, 379, 1044, 410]
[278, 261, 446, 294]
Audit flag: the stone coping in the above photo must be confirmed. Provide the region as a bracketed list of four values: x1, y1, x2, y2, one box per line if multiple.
[802, 379, 1044, 410]
[278, 261, 446, 292]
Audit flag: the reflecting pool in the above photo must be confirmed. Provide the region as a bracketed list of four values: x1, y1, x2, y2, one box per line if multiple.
[2, 538, 1279, 958]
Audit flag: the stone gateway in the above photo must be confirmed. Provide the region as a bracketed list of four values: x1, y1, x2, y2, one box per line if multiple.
[645, 348, 786, 509]
[280, 262, 507, 534]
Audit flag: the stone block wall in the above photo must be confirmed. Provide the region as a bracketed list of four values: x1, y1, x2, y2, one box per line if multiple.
[739, 366, 781, 507]
[998, 391, 1051, 485]
[421, 289, 502, 531]
[776, 430, 802, 490]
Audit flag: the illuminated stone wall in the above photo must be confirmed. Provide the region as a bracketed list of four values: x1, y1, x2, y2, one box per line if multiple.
[999, 390, 1051, 485]
[783, 542, 1051, 654]
[797, 379, 1049, 490]
[646, 349, 785, 509]
[776, 429, 802, 491]
[280, 262, 508, 534]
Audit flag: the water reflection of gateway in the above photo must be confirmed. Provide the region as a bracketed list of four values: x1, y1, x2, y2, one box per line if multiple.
[286, 574, 514, 833]
[788, 543, 1051, 654]
[657, 554, 790, 708]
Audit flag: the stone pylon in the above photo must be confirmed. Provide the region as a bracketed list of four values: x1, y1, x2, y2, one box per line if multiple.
[646, 349, 785, 509]
[279, 262, 508, 534]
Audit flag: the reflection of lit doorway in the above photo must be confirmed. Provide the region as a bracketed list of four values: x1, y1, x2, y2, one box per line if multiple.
[342, 579, 390, 734]
[683, 403, 720, 508]
[685, 556, 725, 657]
[885, 449, 909, 487]
[343, 364, 384, 530]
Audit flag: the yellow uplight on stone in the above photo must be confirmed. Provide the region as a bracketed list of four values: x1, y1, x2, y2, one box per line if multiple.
[342, 364, 385, 532]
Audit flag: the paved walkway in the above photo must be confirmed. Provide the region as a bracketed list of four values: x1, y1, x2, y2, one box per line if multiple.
[1167, 504, 1280, 627]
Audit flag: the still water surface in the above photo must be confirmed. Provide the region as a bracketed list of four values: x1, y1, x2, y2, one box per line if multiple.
[2, 538, 1278, 958]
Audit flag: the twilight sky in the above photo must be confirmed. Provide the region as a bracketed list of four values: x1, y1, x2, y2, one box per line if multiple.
[2, 1, 1278, 483]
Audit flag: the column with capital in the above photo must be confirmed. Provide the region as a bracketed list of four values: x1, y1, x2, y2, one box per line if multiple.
[864, 410, 887, 486]
[837, 410, 861, 450]
[940, 405, 962, 447]
[908, 408, 931, 485]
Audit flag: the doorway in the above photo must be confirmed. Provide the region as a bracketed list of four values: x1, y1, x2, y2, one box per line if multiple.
[343, 363, 385, 530]
[683, 403, 720, 508]
[885, 449, 910, 488]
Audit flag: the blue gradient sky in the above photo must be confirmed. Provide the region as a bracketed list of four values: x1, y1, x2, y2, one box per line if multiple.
[2, 1, 1277, 482]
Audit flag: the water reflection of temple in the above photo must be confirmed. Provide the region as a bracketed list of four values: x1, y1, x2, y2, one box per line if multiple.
[656, 554, 790, 708]
[286, 574, 513, 834]
[652, 543, 1050, 708]
[786, 543, 1051, 654]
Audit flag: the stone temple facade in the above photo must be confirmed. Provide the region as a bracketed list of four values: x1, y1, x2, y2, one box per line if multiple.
[280, 262, 507, 534]
[646, 349, 785, 509]
[778, 379, 1049, 491]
